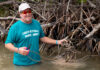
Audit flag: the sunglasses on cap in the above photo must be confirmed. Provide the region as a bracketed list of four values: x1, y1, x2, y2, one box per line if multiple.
[21, 9, 32, 14]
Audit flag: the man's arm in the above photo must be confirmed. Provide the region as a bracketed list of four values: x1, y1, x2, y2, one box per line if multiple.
[40, 36, 67, 45]
[5, 43, 19, 53]
[5, 43, 29, 55]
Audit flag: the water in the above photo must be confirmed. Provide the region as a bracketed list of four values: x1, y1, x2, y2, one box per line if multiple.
[0, 42, 100, 70]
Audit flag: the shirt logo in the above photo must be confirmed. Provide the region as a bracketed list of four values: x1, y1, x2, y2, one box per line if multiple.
[22, 30, 39, 38]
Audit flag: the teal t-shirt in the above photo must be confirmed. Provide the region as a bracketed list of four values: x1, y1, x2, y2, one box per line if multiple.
[5, 19, 45, 65]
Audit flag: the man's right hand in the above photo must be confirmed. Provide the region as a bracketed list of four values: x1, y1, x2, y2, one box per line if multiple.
[18, 47, 29, 55]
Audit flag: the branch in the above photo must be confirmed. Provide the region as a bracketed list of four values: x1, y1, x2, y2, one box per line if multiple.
[0, 16, 20, 20]
[71, 17, 95, 24]
[32, 9, 47, 21]
[87, 0, 96, 8]
[41, 23, 53, 28]
[85, 23, 100, 38]
[0, 1, 14, 6]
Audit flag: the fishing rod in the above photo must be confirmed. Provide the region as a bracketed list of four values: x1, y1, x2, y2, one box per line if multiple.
[26, 44, 57, 62]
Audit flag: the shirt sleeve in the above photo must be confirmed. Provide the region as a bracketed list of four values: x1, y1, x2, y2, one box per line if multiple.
[5, 25, 17, 44]
[39, 23, 45, 38]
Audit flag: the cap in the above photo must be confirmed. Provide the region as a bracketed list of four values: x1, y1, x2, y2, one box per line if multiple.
[18, 3, 31, 12]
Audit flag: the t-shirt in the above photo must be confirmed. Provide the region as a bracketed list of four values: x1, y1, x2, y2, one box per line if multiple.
[5, 19, 45, 65]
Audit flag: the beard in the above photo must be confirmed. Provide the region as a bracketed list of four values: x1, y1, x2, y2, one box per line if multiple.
[25, 17, 32, 23]
[22, 16, 32, 24]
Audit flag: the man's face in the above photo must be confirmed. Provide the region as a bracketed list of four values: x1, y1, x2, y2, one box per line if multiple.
[20, 8, 33, 23]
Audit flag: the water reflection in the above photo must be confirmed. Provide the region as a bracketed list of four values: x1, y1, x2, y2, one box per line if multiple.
[14, 61, 58, 70]
[0, 42, 100, 70]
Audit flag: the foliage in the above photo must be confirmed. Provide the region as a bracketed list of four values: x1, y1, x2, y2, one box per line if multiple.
[77, 0, 87, 3]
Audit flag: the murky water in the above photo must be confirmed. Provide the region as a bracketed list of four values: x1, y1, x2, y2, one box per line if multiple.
[0, 42, 100, 70]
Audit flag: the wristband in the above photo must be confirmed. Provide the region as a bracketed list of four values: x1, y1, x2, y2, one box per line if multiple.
[56, 40, 58, 45]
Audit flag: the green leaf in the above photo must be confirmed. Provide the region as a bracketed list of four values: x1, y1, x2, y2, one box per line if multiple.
[77, 0, 87, 3]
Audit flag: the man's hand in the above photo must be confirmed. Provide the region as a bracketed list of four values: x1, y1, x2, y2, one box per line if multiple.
[58, 39, 68, 45]
[18, 47, 29, 55]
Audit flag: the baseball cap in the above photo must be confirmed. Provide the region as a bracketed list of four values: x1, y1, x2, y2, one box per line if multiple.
[18, 3, 31, 12]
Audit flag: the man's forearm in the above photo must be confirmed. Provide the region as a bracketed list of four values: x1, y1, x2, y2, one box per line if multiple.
[40, 37, 57, 44]
[5, 43, 18, 53]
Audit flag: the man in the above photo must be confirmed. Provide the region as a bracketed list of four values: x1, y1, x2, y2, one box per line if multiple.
[5, 3, 67, 66]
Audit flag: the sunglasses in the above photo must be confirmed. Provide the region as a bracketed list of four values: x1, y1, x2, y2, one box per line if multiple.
[21, 9, 32, 14]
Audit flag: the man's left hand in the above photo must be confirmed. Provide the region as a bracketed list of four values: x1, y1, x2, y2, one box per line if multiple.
[57, 39, 68, 45]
